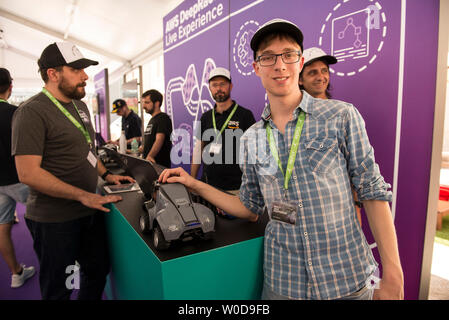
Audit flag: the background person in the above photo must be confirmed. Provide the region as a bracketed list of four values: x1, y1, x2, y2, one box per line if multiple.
[0, 67, 35, 289]
[299, 47, 336, 99]
[299, 47, 362, 225]
[108, 98, 142, 147]
[140, 89, 173, 167]
[190, 67, 255, 198]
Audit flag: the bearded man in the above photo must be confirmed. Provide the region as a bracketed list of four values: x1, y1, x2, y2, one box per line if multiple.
[11, 42, 134, 300]
[190, 67, 255, 199]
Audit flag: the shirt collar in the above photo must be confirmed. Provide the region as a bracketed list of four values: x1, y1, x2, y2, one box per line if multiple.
[261, 90, 315, 122]
[214, 100, 236, 115]
[124, 109, 134, 120]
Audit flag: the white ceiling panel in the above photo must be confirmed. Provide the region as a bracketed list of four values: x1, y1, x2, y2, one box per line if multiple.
[0, 0, 183, 84]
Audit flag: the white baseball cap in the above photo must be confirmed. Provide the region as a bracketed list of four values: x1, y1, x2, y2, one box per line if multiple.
[208, 67, 231, 82]
[302, 47, 337, 66]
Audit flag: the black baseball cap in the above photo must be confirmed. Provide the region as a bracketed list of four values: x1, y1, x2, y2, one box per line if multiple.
[251, 18, 304, 59]
[38, 42, 99, 70]
[112, 99, 127, 113]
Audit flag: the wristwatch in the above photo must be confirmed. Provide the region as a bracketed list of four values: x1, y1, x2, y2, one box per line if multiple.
[101, 170, 112, 180]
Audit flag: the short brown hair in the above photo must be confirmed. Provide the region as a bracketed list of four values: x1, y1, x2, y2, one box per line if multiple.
[0, 68, 12, 94]
[142, 89, 163, 106]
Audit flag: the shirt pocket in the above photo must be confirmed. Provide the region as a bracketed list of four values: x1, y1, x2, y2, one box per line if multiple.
[305, 138, 338, 174]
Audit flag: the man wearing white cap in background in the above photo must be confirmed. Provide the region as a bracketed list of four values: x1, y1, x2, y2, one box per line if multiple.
[190, 67, 255, 208]
[299, 47, 337, 99]
[12, 42, 134, 299]
[300, 47, 362, 226]
[160, 19, 403, 300]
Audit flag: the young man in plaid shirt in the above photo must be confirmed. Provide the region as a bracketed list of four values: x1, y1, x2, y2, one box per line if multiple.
[159, 19, 403, 300]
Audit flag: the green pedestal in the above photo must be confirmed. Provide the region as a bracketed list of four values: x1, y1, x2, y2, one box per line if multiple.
[103, 191, 267, 300]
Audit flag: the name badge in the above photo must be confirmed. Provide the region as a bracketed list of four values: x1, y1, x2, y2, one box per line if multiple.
[270, 201, 297, 225]
[87, 150, 97, 168]
[209, 142, 222, 155]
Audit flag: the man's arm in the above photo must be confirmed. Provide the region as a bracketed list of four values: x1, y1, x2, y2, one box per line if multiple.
[146, 133, 165, 163]
[97, 159, 135, 185]
[363, 200, 404, 299]
[15, 155, 122, 212]
[126, 136, 142, 144]
[107, 139, 119, 145]
[190, 140, 206, 178]
[342, 105, 403, 299]
[159, 167, 258, 221]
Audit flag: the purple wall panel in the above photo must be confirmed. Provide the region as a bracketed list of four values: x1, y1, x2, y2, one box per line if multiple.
[94, 69, 110, 141]
[395, 0, 439, 300]
[164, 0, 230, 171]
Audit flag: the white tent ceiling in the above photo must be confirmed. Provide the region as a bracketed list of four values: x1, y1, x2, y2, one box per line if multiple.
[0, 0, 183, 88]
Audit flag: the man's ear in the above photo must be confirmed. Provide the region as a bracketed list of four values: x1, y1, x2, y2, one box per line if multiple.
[298, 56, 305, 74]
[47, 68, 61, 82]
[253, 61, 260, 77]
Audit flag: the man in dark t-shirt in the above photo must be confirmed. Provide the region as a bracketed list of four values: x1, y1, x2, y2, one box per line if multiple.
[109, 99, 142, 147]
[11, 42, 134, 300]
[190, 67, 255, 191]
[141, 89, 172, 168]
[0, 68, 35, 289]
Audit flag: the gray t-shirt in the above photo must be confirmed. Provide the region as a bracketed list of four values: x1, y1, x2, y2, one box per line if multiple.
[12, 91, 98, 223]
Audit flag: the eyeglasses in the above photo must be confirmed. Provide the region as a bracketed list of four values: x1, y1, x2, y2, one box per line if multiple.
[256, 51, 302, 67]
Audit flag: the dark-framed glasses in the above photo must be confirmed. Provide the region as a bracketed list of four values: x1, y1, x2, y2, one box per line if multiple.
[256, 51, 302, 66]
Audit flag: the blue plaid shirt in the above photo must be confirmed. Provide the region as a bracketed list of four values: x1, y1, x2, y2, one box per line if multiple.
[239, 91, 392, 300]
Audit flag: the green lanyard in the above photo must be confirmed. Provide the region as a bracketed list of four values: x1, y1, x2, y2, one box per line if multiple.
[212, 103, 239, 140]
[42, 88, 92, 146]
[266, 111, 306, 190]
[0, 99, 7, 103]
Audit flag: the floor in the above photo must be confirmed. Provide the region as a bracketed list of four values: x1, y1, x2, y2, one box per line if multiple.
[429, 168, 449, 299]
[429, 242, 449, 300]
[0, 204, 40, 299]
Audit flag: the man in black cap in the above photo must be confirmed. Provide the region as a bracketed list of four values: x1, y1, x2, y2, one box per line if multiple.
[0, 68, 35, 289]
[158, 19, 403, 300]
[108, 98, 142, 148]
[11, 42, 134, 300]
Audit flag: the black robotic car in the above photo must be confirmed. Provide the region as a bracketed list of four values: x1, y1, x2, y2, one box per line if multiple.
[99, 147, 215, 250]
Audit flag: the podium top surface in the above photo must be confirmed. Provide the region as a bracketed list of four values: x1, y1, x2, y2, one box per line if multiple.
[111, 190, 268, 262]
